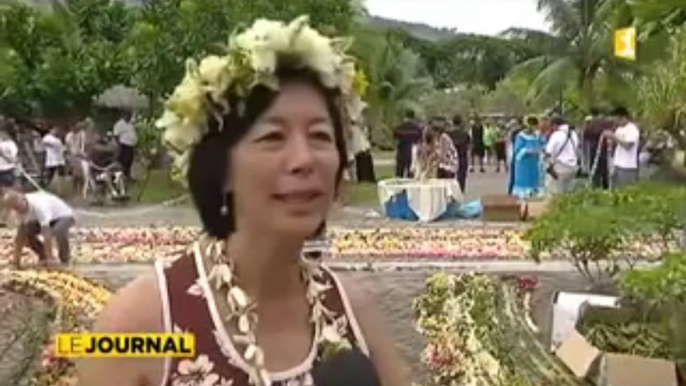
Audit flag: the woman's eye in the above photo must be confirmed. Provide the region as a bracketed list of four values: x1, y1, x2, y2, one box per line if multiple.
[311, 130, 334, 142]
[258, 132, 285, 142]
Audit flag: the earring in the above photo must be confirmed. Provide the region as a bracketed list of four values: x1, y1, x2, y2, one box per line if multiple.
[220, 193, 228, 216]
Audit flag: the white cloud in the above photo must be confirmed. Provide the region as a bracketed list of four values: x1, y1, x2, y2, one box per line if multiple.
[364, 0, 550, 36]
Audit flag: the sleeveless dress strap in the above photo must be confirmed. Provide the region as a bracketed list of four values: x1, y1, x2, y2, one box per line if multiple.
[320, 266, 370, 356]
[154, 259, 174, 386]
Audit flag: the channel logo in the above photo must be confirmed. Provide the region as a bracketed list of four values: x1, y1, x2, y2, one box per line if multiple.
[55, 333, 195, 358]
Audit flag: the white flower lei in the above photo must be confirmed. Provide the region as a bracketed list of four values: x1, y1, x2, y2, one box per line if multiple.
[156, 15, 368, 181]
[199, 238, 352, 386]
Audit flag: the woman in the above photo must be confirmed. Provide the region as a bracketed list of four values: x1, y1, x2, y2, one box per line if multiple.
[414, 126, 439, 180]
[510, 117, 544, 199]
[77, 17, 408, 386]
[436, 125, 458, 179]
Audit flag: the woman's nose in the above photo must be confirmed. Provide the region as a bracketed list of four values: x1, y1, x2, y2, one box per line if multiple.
[284, 135, 315, 174]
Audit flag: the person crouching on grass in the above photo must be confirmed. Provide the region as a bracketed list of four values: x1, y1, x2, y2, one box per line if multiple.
[0, 189, 75, 268]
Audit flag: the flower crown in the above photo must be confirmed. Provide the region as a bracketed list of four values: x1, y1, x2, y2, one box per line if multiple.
[156, 15, 369, 181]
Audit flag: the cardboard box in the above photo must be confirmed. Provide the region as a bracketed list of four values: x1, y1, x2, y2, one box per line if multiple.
[481, 194, 522, 222]
[554, 330, 601, 377]
[593, 353, 677, 386]
[551, 292, 678, 386]
[521, 198, 552, 221]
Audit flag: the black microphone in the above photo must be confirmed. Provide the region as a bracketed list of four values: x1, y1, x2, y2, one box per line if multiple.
[312, 349, 381, 386]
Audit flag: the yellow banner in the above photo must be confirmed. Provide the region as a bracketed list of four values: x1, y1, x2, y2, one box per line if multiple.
[614, 27, 636, 61]
[55, 333, 196, 358]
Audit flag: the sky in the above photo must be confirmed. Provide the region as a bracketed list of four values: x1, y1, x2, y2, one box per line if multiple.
[364, 0, 550, 36]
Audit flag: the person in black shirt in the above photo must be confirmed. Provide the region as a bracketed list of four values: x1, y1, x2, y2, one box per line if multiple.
[394, 110, 422, 178]
[584, 109, 610, 189]
[448, 114, 470, 193]
[469, 117, 485, 173]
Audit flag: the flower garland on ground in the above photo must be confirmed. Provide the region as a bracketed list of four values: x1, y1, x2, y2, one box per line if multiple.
[0, 225, 668, 265]
[413, 273, 584, 386]
[3, 269, 113, 386]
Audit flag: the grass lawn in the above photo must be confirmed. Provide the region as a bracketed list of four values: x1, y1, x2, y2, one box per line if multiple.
[129, 169, 188, 204]
[347, 163, 394, 207]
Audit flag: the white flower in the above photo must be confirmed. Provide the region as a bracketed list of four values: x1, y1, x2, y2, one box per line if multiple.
[208, 264, 233, 290]
[237, 314, 250, 333]
[321, 323, 343, 343]
[250, 47, 277, 74]
[186, 278, 205, 297]
[167, 72, 206, 125]
[306, 280, 332, 301]
[173, 355, 220, 386]
[229, 287, 249, 309]
[218, 378, 234, 386]
[178, 355, 214, 374]
[197, 55, 231, 101]
[161, 118, 202, 153]
[233, 19, 286, 50]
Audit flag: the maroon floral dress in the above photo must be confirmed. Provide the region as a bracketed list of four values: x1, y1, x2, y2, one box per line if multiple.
[154, 251, 369, 386]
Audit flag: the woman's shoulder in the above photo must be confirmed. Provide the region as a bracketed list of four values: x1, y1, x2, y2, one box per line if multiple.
[94, 269, 165, 333]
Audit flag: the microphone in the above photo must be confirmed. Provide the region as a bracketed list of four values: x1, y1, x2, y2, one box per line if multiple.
[312, 349, 381, 386]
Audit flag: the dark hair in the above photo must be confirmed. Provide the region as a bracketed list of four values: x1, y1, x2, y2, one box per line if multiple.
[452, 114, 463, 126]
[405, 109, 416, 120]
[187, 66, 348, 239]
[550, 116, 566, 126]
[589, 107, 601, 116]
[610, 106, 630, 118]
[526, 116, 539, 127]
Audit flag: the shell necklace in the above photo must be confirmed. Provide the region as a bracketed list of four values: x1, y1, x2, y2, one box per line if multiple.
[198, 238, 352, 386]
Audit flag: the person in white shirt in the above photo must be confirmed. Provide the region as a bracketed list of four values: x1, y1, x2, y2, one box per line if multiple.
[544, 116, 580, 195]
[113, 112, 137, 179]
[1, 189, 75, 267]
[42, 127, 66, 187]
[0, 123, 18, 189]
[604, 106, 640, 188]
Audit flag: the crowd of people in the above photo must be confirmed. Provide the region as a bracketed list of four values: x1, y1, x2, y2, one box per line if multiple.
[0, 112, 139, 268]
[0, 113, 137, 197]
[393, 106, 645, 198]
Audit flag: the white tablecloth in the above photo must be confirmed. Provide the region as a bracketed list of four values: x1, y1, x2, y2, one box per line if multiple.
[377, 178, 463, 222]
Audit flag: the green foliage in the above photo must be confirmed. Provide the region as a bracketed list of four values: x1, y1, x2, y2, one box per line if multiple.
[620, 252, 686, 305]
[524, 183, 686, 285]
[0, 0, 132, 119]
[505, 0, 638, 112]
[580, 315, 671, 359]
[351, 28, 433, 147]
[637, 26, 686, 155]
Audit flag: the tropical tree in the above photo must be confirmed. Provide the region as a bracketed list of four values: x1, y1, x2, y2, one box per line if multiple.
[352, 28, 433, 147]
[484, 76, 533, 116]
[504, 0, 634, 111]
[0, 0, 132, 120]
[637, 26, 686, 164]
[419, 86, 487, 119]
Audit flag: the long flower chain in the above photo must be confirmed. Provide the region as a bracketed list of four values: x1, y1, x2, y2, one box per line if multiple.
[199, 238, 350, 386]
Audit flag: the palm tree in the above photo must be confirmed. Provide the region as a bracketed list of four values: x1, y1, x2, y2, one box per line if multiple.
[352, 27, 433, 147]
[503, 0, 633, 111]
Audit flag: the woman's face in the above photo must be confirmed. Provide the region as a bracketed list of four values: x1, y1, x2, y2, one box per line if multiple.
[229, 82, 341, 239]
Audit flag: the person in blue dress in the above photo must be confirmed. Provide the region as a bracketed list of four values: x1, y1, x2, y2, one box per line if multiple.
[509, 116, 545, 198]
